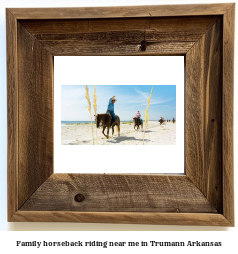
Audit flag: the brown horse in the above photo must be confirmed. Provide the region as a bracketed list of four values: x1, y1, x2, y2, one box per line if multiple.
[133, 117, 143, 130]
[95, 114, 120, 139]
[159, 118, 164, 125]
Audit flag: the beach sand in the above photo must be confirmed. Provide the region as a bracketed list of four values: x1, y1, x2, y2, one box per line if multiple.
[61, 121, 176, 145]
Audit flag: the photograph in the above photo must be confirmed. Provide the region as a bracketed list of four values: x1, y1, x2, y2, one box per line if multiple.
[61, 85, 176, 145]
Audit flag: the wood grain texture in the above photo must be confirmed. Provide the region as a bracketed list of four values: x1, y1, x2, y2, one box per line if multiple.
[186, 18, 223, 212]
[11, 211, 232, 226]
[38, 41, 193, 56]
[18, 23, 54, 208]
[20, 16, 218, 34]
[20, 174, 217, 213]
[8, 3, 233, 19]
[19, 17, 218, 56]
[7, 9, 18, 221]
[222, 4, 235, 226]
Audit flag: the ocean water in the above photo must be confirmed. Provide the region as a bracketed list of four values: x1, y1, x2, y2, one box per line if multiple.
[61, 120, 136, 125]
[61, 120, 162, 125]
[61, 121, 95, 125]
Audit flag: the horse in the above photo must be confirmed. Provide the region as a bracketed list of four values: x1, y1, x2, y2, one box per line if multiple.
[159, 118, 164, 125]
[133, 117, 143, 130]
[95, 113, 120, 139]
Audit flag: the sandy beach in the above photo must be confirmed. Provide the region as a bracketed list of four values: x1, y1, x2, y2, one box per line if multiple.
[61, 121, 176, 145]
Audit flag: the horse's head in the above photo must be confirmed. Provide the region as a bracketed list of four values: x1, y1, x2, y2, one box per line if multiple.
[95, 114, 100, 128]
[133, 117, 139, 124]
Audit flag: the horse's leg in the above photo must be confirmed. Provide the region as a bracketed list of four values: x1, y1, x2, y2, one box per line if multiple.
[102, 126, 107, 138]
[107, 125, 109, 139]
[112, 126, 114, 137]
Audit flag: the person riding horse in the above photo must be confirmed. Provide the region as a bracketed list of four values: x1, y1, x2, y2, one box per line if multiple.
[135, 111, 142, 124]
[106, 96, 118, 126]
[95, 96, 120, 139]
[159, 117, 164, 125]
[133, 111, 143, 130]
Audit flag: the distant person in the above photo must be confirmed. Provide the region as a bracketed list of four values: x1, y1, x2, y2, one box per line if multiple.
[159, 117, 163, 125]
[135, 111, 142, 124]
[106, 96, 117, 125]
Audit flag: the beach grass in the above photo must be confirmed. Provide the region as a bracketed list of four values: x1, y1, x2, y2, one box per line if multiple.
[122, 121, 133, 125]
[93, 85, 98, 144]
[84, 85, 94, 145]
[143, 87, 153, 145]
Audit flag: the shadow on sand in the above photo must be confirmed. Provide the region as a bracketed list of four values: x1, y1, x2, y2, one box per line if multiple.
[106, 136, 150, 144]
[144, 130, 153, 133]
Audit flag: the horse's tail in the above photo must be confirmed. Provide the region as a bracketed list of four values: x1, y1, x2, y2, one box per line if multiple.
[116, 115, 120, 125]
[115, 116, 120, 133]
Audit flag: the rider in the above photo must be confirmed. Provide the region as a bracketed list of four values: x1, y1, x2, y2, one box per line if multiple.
[135, 110, 142, 124]
[106, 96, 117, 125]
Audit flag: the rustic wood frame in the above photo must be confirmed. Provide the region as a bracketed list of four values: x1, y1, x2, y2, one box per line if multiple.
[7, 4, 234, 226]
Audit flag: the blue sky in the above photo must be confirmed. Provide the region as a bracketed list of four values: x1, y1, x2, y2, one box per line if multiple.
[61, 85, 176, 121]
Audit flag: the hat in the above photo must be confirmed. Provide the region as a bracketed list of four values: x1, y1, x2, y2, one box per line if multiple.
[112, 96, 117, 101]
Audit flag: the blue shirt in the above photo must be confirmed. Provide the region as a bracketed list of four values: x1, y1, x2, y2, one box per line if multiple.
[107, 98, 114, 112]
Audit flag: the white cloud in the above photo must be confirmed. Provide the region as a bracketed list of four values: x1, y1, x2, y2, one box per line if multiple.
[141, 99, 174, 106]
[134, 87, 149, 99]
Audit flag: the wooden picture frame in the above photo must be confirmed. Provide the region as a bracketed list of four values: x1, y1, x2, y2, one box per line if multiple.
[7, 3, 234, 226]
